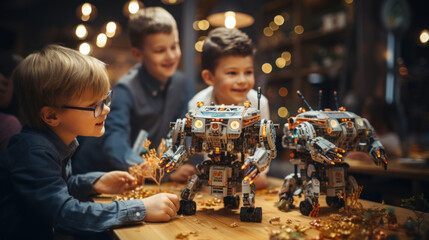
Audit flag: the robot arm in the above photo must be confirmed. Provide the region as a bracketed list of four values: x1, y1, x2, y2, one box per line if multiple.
[307, 137, 344, 164]
[159, 118, 189, 172]
[363, 119, 388, 170]
[242, 120, 278, 182]
[292, 121, 344, 164]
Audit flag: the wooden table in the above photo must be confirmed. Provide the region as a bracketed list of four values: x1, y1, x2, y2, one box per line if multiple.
[95, 178, 427, 240]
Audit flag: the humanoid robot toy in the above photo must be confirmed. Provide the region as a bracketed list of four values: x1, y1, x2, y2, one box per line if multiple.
[278, 90, 388, 216]
[159, 98, 277, 222]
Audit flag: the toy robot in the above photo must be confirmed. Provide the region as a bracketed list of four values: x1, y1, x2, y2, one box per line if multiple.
[159, 99, 277, 222]
[278, 90, 388, 216]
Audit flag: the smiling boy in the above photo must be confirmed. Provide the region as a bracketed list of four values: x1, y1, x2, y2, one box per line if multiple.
[72, 7, 196, 182]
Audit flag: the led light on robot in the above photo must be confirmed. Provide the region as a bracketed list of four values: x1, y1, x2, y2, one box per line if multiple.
[230, 120, 240, 130]
[194, 119, 203, 128]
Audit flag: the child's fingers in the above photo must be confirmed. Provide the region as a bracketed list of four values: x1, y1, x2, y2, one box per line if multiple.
[166, 194, 180, 211]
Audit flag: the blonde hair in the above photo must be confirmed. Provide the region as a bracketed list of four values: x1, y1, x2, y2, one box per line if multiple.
[12, 44, 110, 129]
[128, 6, 177, 48]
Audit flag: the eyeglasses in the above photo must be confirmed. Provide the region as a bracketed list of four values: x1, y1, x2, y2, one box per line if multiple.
[62, 90, 112, 118]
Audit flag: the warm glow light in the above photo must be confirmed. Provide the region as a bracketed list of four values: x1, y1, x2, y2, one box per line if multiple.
[269, 22, 279, 31]
[278, 87, 288, 97]
[81, 3, 92, 16]
[128, 0, 140, 14]
[224, 11, 236, 29]
[264, 27, 273, 37]
[105, 22, 117, 38]
[399, 66, 408, 76]
[419, 29, 429, 44]
[198, 20, 210, 31]
[79, 42, 92, 55]
[262, 63, 272, 74]
[274, 15, 285, 25]
[275, 57, 286, 68]
[278, 107, 289, 118]
[96, 33, 107, 48]
[75, 24, 88, 39]
[281, 51, 291, 61]
[345, 0, 353, 4]
[294, 25, 304, 34]
[195, 40, 204, 52]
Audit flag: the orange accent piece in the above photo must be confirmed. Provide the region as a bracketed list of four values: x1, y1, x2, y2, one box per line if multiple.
[243, 114, 260, 126]
[213, 171, 223, 177]
[309, 202, 320, 217]
[290, 153, 295, 158]
[212, 123, 219, 130]
[262, 125, 267, 137]
[327, 127, 332, 134]
[335, 172, 342, 178]
[244, 101, 251, 108]
[197, 101, 204, 108]
[324, 108, 331, 111]
[208, 180, 211, 184]
[215, 147, 220, 154]
[339, 106, 346, 111]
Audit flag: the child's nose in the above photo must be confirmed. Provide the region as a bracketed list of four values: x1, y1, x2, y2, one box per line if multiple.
[102, 104, 110, 116]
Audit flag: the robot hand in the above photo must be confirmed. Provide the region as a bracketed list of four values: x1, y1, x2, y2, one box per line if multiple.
[159, 145, 188, 173]
[309, 137, 345, 164]
[369, 146, 388, 170]
[242, 148, 272, 183]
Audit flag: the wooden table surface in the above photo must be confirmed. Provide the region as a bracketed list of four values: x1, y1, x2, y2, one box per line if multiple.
[95, 178, 427, 240]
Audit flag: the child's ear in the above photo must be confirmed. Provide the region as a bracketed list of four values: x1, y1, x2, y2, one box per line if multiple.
[201, 69, 215, 86]
[130, 47, 143, 62]
[40, 106, 61, 127]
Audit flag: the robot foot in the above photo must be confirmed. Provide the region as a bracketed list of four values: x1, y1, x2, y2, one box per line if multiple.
[299, 199, 313, 216]
[240, 207, 262, 222]
[178, 200, 196, 215]
[224, 195, 240, 209]
[326, 196, 345, 209]
[276, 197, 294, 212]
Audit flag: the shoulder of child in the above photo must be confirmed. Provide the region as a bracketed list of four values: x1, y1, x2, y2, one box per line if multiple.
[188, 86, 213, 109]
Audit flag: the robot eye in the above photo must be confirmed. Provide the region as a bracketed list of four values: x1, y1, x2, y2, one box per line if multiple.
[194, 119, 203, 128]
[229, 120, 240, 130]
[356, 118, 364, 126]
[329, 119, 339, 128]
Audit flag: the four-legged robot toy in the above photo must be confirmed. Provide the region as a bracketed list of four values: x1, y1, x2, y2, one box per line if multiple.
[278, 90, 388, 216]
[159, 100, 277, 222]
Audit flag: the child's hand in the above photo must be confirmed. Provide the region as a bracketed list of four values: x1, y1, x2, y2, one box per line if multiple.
[93, 171, 137, 194]
[142, 193, 180, 222]
[169, 164, 196, 183]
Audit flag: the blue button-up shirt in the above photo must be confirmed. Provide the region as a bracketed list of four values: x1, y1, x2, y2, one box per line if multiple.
[72, 63, 194, 173]
[0, 126, 146, 239]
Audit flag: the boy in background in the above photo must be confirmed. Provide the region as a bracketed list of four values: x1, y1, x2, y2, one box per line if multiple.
[188, 27, 270, 188]
[0, 45, 179, 239]
[72, 7, 196, 182]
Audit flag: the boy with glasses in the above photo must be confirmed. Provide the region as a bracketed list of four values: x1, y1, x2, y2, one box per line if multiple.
[0, 45, 179, 239]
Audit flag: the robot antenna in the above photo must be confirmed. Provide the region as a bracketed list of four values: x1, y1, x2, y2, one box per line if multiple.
[297, 90, 313, 111]
[333, 91, 339, 110]
[318, 90, 323, 110]
[257, 87, 261, 110]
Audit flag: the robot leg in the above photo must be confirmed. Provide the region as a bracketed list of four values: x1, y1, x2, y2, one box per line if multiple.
[178, 174, 202, 215]
[300, 178, 320, 217]
[240, 179, 261, 222]
[277, 173, 301, 211]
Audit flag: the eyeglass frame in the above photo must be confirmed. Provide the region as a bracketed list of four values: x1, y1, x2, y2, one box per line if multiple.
[62, 90, 113, 118]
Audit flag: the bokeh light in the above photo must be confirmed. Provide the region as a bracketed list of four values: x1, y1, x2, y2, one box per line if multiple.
[294, 25, 304, 34]
[274, 15, 285, 25]
[75, 24, 88, 39]
[264, 27, 273, 37]
[79, 42, 92, 55]
[278, 107, 289, 118]
[279, 87, 288, 97]
[262, 63, 272, 74]
[419, 29, 429, 44]
[96, 33, 107, 48]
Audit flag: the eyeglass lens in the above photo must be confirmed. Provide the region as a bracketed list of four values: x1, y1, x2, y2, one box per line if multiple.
[94, 91, 112, 118]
